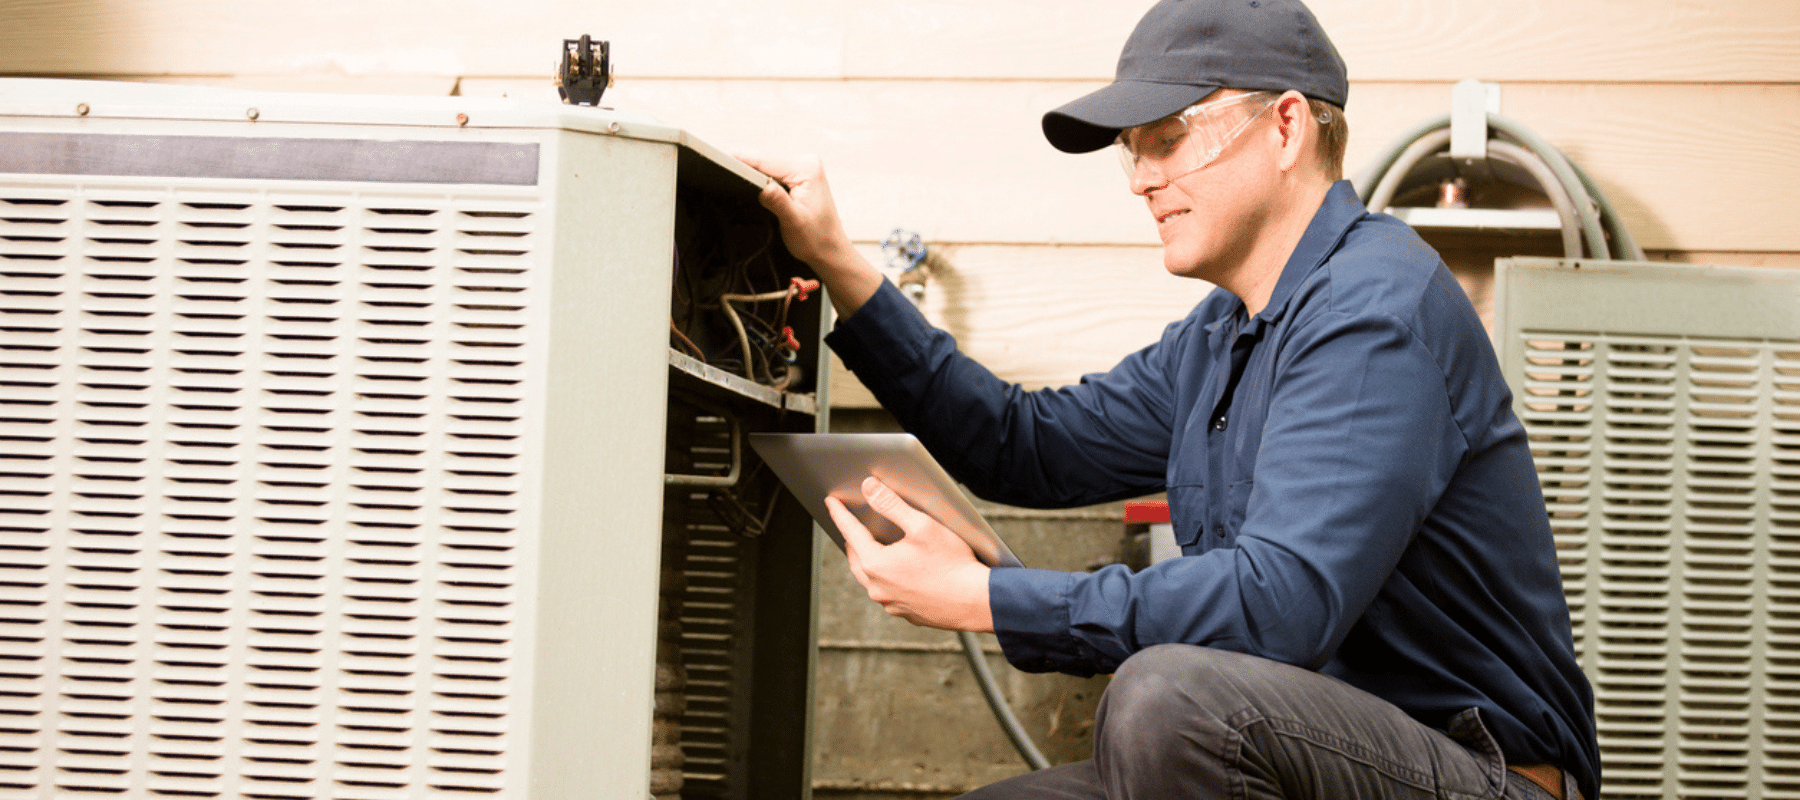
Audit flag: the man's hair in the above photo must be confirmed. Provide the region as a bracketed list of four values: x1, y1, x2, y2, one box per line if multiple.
[1309, 98, 1348, 181]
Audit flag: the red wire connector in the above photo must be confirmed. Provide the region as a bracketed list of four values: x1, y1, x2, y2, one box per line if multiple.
[773, 279, 818, 359]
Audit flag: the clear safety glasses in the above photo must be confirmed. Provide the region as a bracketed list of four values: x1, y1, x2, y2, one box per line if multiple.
[1116, 91, 1279, 184]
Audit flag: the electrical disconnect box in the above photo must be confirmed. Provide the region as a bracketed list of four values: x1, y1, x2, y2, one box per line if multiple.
[0, 79, 826, 800]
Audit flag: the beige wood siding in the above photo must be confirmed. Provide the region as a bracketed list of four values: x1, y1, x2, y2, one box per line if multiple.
[7, 0, 1792, 405]
[3, 0, 1795, 405]
[5, 1, 1796, 82]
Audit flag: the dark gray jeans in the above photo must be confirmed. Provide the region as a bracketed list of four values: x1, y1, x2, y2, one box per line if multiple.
[961, 645, 1575, 800]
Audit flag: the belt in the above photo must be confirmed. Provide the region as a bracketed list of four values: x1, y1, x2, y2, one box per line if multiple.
[1507, 764, 1578, 800]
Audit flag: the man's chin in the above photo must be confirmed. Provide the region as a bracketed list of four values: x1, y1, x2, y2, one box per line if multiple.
[1162, 251, 1211, 281]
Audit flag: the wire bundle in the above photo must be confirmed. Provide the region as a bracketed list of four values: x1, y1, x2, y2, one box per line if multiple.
[669, 193, 820, 390]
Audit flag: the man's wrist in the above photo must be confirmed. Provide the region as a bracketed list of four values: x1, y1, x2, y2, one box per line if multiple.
[813, 243, 883, 320]
[958, 564, 995, 633]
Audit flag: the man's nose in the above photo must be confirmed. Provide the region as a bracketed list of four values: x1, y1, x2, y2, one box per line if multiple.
[1129, 161, 1167, 196]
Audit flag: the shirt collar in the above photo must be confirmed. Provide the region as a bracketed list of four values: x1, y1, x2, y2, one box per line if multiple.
[1201, 179, 1367, 338]
[1255, 179, 1365, 325]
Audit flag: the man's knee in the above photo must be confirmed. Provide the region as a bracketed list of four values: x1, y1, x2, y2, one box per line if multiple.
[1111, 643, 1210, 695]
[1104, 644, 1308, 732]
[1104, 644, 1239, 730]
[1093, 645, 1256, 790]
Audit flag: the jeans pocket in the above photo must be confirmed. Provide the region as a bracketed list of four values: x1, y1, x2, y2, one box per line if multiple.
[1441, 708, 1510, 800]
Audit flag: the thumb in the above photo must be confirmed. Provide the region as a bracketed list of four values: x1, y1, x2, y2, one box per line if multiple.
[861, 477, 939, 538]
[756, 177, 796, 219]
[826, 494, 881, 562]
[732, 150, 806, 193]
[733, 151, 805, 223]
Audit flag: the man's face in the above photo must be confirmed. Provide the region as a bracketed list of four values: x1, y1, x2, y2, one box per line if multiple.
[1119, 90, 1278, 281]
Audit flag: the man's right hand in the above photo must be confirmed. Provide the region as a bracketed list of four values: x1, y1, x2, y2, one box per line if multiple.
[828, 477, 994, 633]
[734, 152, 883, 320]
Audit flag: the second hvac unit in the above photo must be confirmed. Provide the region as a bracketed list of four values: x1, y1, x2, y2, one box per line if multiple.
[1498, 257, 1800, 800]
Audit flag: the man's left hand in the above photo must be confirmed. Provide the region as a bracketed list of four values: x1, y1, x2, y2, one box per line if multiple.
[827, 477, 994, 632]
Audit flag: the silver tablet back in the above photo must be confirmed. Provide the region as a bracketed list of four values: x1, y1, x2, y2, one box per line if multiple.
[749, 433, 1024, 569]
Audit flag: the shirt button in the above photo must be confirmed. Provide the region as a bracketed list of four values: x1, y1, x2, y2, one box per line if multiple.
[1212, 415, 1227, 431]
[1214, 524, 1225, 537]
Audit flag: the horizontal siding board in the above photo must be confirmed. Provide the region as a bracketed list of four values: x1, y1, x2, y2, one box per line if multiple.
[460, 77, 1800, 253]
[830, 243, 1214, 407]
[1309, 0, 1800, 84]
[830, 244, 1800, 408]
[0, 0, 851, 78]
[2, 0, 1796, 82]
[844, 0, 1800, 84]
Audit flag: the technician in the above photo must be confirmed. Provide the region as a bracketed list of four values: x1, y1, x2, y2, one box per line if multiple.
[741, 0, 1599, 797]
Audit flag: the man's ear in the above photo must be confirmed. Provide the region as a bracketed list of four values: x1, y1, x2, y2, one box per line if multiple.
[1273, 90, 1311, 174]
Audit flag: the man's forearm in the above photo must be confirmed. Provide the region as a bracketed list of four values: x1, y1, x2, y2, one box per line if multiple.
[808, 240, 884, 321]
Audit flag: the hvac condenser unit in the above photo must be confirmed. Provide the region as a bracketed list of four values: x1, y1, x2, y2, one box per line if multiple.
[0, 78, 827, 800]
[1497, 257, 1800, 800]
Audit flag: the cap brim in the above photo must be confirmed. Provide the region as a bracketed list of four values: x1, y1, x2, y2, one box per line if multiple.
[1042, 81, 1215, 153]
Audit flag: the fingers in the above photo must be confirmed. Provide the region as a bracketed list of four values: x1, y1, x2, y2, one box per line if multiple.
[857, 477, 975, 562]
[755, 178, 794, 219]
[827, 481, 994, 631]
[724, 151, 857, 275]
[829, 478, 953, 552]
[826, 494, 882, 551]
[732, 150, 799, 214]
[824, 495, 874, 579]
[732, 150, 815, 193]
[860, 477, 936, 537]
[731, 149, 783, 179]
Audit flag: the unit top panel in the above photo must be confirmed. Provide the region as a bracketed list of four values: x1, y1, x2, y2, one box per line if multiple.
[0, 77, 776, 198]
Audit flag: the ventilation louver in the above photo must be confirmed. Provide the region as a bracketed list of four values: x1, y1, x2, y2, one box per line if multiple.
[1499, 257, 1800, 800]
[0, 185, 540, 798]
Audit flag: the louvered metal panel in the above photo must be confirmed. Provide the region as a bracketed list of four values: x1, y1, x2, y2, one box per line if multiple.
[1498, 257, 1800, 800]
[0, 79, 824, 800]
[0, 184, 539, 799]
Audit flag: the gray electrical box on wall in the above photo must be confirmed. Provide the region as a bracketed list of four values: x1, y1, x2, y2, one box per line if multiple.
[0, 79, 826, 800]
[1496, 257, 1800, 800]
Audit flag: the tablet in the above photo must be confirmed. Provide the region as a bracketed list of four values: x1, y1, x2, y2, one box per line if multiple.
[748, 432, 1024, 569]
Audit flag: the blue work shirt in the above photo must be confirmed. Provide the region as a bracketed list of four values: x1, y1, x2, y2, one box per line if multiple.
[826, 181, 1599, 798]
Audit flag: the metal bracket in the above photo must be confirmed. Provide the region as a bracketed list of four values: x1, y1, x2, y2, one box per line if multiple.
[1450, 79, 1501, 162]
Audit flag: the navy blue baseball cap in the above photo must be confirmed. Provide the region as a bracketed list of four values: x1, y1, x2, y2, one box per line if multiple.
[1043, 0, 1349, 154]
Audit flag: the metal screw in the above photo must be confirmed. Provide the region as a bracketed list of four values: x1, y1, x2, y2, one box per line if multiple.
[246, 108, 260, 121]
[606, 121, 621, 134]
[75, 103, 90, 116]
[456, 113, 469, 127]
